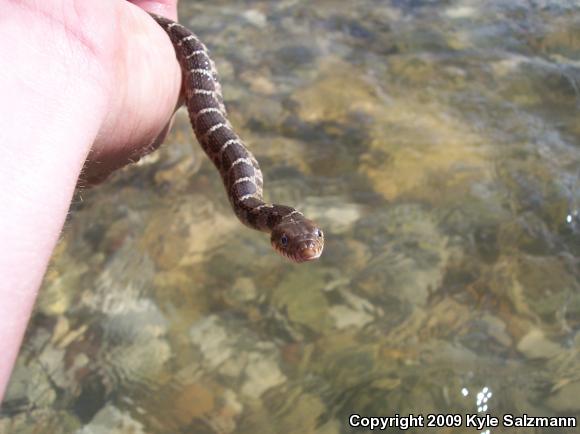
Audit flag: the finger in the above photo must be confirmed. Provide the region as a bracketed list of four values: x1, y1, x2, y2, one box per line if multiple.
[129, 0, 178, 20]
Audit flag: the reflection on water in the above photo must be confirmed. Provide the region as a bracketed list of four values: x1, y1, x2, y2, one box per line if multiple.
[2, 0, 579, 433]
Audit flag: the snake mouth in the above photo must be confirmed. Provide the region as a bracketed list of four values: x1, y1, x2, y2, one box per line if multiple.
[296, 247, 323, 262]
[290, 251, 322, 263]
[272, 240, 323, 263]
[296, 239, 323, 262]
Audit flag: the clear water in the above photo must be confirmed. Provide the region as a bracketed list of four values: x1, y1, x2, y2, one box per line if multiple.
[2, 0, 579, 433]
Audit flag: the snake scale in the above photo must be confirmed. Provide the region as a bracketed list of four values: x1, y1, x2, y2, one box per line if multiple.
[150, 13, 324, 262]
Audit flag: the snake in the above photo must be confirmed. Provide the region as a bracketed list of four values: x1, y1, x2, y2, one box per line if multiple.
[150, 13, 324, 262]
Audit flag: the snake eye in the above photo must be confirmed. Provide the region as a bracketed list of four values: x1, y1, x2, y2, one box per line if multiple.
[317, 229, 323, 238]
[280, 234, 288, 247]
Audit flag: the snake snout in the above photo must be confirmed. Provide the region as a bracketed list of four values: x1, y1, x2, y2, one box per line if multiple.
[297, 239, 322, 262]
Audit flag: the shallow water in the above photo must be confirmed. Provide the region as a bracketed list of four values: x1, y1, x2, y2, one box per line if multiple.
[2, 0, 579, 433]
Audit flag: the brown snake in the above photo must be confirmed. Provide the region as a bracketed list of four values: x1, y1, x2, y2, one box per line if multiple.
[150, 13, 324, 262]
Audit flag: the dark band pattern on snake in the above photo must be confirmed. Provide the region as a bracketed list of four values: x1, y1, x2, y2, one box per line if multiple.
[150, 13, 324, 263]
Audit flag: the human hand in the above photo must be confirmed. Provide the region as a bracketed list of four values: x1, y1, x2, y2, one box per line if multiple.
[0, 0, 182, 400]
[82, 0, 183, 184]
[4, 0, 183, 184]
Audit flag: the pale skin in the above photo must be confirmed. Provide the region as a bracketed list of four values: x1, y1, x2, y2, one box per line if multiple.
[0, 0, 182, 400]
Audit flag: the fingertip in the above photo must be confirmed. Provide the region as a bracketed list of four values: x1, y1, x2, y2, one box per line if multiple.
[130, 0, 178, 21]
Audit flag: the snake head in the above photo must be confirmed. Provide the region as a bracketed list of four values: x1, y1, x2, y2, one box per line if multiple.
[271, 217, 324, 263]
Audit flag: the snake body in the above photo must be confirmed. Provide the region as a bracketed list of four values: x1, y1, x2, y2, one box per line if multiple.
[151, 14, 324, 262]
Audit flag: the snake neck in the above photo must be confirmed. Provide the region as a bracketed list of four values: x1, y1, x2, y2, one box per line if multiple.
[151, 14, 266, 226]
